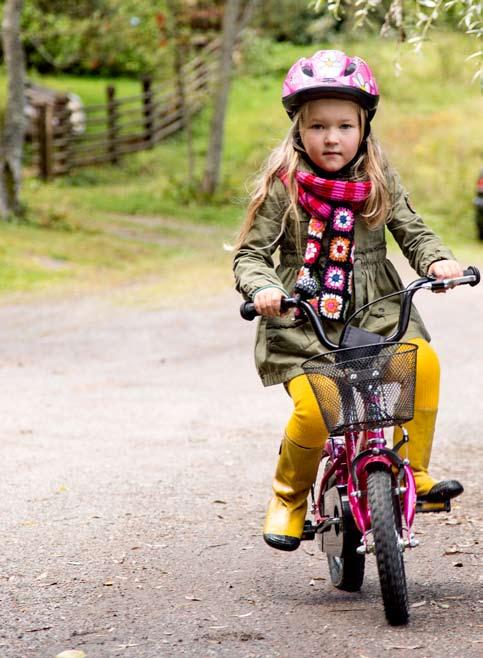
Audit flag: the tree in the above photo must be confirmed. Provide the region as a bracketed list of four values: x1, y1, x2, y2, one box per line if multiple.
[201, 0, 258, 197]
[0, 0, 25, 220]
[311, 0, 481, 64]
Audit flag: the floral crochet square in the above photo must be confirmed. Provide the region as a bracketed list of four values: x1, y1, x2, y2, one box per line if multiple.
[319, 293, 344, 319]
[329, 237, 351, 262]
[304, 239, 321, 265]
[333, 207, 354, 232]
[308, 218, 325, 239]
[324, 266, 345, 291]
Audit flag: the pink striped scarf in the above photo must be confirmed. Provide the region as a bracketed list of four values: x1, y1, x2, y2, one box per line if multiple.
[279, 170, 372, 321]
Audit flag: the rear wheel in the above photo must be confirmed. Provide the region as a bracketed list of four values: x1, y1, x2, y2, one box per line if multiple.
[319, 458, 365, 592]
[327, 533, 365, 592]
[367, 467, 409, 625]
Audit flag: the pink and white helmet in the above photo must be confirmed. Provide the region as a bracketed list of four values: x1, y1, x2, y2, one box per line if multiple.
[282, 49, 379, 120]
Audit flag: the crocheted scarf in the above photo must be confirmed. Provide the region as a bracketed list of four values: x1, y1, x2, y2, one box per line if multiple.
[279, 170, 372, 321]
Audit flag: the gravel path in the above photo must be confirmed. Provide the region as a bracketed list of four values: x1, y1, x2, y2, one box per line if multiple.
[0, 261, 481, 658]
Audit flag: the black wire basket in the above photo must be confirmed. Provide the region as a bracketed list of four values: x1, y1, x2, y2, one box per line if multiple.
[302, 342, 418, 434]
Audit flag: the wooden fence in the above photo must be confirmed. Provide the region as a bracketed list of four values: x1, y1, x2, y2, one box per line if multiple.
[30, 39, 220, 179]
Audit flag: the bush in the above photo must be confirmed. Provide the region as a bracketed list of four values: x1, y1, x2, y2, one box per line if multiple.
[21, 0, 172, 77]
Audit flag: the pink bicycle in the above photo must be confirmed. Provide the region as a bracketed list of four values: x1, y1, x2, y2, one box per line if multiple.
[241, 266, 480, 625]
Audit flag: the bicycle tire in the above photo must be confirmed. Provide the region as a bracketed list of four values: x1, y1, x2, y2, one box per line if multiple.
[367, 466, 409, 625]
[320, 459, 365, 592]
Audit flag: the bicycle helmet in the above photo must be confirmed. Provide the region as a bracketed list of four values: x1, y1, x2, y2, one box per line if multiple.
[282, 49, 379, 121]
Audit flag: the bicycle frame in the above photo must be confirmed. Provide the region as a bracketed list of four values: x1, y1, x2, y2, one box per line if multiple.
[313, 428, 417, 552]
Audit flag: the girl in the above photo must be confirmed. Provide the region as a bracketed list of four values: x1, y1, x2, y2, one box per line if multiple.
[233, 50, 464, 552]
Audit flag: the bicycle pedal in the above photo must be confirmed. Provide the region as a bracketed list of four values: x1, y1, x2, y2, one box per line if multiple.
[301, 520, 315, 540]
[416, 499, 451, 513]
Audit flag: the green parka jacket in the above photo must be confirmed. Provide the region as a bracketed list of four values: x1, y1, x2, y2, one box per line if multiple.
[233, 168, 454, 387]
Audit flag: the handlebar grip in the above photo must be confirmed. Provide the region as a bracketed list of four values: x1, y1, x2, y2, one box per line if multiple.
[240, 297, 294, 321]
[240, 301, 258, 321]
[464, 266, 480, 286]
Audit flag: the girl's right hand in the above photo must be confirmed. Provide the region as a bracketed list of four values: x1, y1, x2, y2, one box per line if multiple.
[253, 287, 285, 317]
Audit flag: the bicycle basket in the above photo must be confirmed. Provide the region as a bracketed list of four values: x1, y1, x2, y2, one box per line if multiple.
[302, 342, 418, 434]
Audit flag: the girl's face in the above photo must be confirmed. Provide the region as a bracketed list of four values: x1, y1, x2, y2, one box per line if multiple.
[299, 98, 361, 173]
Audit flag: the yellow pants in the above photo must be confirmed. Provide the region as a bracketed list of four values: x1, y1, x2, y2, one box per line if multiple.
[285, 338, 440, 453]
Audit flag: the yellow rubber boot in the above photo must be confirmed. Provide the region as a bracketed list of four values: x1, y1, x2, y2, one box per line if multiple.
[396, 408, 439, 494]
[263, 434, 322, 551]
[394, 338, 463, 502]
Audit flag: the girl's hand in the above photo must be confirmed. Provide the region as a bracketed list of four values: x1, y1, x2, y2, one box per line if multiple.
[253, 287, 285, 317]
[428, 260, 464, 292]
[428, 259, 464, 279]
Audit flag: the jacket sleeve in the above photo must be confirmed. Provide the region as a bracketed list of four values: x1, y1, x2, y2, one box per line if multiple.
[386, 172, 454, 276]
[233, 178, 290, 301]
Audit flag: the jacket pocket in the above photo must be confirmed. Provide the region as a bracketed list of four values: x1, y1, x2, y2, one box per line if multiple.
[266, 321, 318, 356]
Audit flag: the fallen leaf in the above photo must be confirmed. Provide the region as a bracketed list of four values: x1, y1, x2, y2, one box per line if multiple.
[116, 644, 139, 650]
[26, 626, 52, 633]
[444, 547, 462, 554]
[411, 600, 427, 608]
[430, 600, 450, 609]
[103, 581, 114, 587]
[55, 652, 86, 658]
[212, 500, 226, 505]
[327, 608, 366, 612]
[197, 543, 228, 555]
[386, 645, 423, 650]
[184, 595, 202, 601]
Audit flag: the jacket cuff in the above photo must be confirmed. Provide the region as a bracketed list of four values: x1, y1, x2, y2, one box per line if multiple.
[251, 284, 288, 300]
[420, 249, 455, 275]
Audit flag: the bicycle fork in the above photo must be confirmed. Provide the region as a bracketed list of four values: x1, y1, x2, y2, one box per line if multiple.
[345, 428, 419, 555]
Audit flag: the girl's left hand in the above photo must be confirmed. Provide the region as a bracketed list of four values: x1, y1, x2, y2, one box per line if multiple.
[427, 259, 464, 279]
[427, 259, 464, 292]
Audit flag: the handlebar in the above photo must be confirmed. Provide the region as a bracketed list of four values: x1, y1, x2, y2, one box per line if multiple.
[240, 266, 480, 351]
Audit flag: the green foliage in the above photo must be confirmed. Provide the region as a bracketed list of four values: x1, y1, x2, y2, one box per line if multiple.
[254, 0, 323, 44]
[312, 0, 482, 58]
[20, 0, 172, 77]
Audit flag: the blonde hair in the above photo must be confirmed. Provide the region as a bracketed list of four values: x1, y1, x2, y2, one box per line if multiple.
[236, 102, 391, 251]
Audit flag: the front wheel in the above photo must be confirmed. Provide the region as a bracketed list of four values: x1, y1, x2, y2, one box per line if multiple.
[367, 467, 409, 625]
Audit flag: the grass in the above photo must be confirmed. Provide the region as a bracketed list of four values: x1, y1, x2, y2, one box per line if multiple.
[0, 31, 481, 300]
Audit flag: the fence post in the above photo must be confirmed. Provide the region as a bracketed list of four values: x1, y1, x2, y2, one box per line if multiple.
[142, 77, 155, 148]
[36, 102, 54, 180]
[54, 94, 72, 175]
[106, 85, 119, 164]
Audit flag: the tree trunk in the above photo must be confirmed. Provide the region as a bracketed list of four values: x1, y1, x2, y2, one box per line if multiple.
[201, 0, 257, 197]
[0, 0, 25, 220]
[167, 0, 196, 187]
